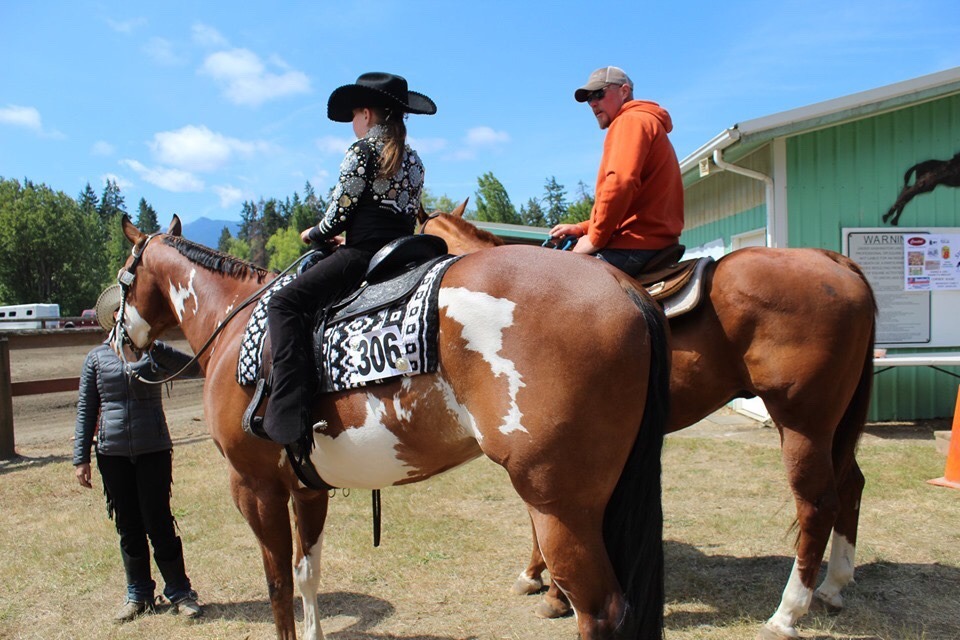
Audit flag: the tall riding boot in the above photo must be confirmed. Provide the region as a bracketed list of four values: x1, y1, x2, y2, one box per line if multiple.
[120, 547, 155, 604]
[154, 538, 191, 601]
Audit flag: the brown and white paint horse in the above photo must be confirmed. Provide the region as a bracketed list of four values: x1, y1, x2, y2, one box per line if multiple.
[418, 202, 878, 640]
[116, 216, 670, 640]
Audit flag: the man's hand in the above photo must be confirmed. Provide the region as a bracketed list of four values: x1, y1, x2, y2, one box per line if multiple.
[549, 223, 585, 239]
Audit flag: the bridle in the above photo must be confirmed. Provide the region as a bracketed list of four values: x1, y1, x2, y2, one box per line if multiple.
[417, 210, 441, 235]
[115, 232, 317, 385]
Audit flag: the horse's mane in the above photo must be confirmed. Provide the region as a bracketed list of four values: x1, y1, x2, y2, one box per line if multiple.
[448, 214, 505, 246]
[161, 236, 270, 282]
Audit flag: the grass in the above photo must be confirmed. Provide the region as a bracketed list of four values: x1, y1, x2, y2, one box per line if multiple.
[0, 421, 958, 639]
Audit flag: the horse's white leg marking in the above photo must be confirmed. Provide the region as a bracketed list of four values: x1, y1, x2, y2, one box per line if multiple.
[438, 286, 527, 435]
[764, 558, 811, 638]
[814, 532, 856, 609]
[168, 268, 199, 322]
[295, 532, 325, 640]
[310, 394, 411, 489]
[122, 304, 153, 349]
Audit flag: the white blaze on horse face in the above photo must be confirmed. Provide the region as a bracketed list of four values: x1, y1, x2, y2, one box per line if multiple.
[168, 268, 199, 322]
[311, 394, 411, 489]
[438, 286, 527, 435]
[122, 304, 152, 348]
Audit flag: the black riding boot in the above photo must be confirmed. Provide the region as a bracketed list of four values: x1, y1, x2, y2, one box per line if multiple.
[154, 538, 192, 601]
[120, 547, 155, 603]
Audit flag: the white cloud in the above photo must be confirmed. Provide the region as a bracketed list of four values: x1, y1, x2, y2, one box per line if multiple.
[199, 48, 310, 107]
[315, 136, 354, 155]
[91, 141, 115, 156]
[212, 184, 246, 208]
[465, 126, 510, 147]
[148, 124, 270, 172]
[408, 136, 448, 154]
[142, 37, 184, 66]
[192, 23, 229, 48]
[101, 173, 134, 191]
[120, 159, 204, 192]
[0, 105, 42, 131]
[106, 17, 147, 34]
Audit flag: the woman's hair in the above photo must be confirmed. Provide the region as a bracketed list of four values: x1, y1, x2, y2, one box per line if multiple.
[372, 107, 407, 178]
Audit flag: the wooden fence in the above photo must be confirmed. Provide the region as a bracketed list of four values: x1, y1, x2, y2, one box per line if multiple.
[0, 326, 184, 459]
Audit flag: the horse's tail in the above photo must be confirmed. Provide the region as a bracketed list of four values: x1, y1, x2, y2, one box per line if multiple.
[604, 286, 669, 639]
[903, 162, 921, 186]
[831, 263, 877, 489]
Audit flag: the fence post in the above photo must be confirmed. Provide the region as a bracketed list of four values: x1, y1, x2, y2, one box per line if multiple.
[0, 337, 15, 459]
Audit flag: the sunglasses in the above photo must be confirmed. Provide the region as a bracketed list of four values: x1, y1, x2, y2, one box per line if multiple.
[585, 84, 618, 103]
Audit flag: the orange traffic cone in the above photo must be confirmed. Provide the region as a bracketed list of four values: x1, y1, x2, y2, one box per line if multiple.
[928, 384, 960, 490]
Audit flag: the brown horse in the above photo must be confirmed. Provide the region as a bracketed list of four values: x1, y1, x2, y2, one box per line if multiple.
[116, 215, 671, 640]
[418, 203, 877, 640]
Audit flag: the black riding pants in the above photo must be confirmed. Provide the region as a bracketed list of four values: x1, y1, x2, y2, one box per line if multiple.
[265, 246, 374, 444]
[97, 449, 191, 602]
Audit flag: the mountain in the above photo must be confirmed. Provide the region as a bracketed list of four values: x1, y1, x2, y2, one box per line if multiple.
[181, 217, 242, 249]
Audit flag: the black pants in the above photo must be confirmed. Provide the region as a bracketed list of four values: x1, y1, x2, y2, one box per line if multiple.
[265, 246, 374, 444]
[97, 449, 191, 602]
[595, 248, 661, 277]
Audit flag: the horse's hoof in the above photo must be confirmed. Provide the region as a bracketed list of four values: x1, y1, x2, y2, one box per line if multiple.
[812, 590, 843, 614]
[535, 597, 572, 619]
[756, 622, 799, 640]
[511, 573, 543, 596]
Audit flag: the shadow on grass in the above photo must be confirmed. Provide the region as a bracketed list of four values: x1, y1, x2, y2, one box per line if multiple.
[0, 451, 71, 475]
[195, 591, 473, 640]
[663, 540, 959, 639]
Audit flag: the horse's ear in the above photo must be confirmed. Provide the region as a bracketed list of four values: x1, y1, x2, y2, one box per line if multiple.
[452, 198, 469, 218]
[122, 215, 145, 245]
[417, 202, 428, 225]
[168, 215, 182, 236]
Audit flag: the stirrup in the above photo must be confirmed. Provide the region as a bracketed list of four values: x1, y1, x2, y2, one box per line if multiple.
[242, 375, 272, 440]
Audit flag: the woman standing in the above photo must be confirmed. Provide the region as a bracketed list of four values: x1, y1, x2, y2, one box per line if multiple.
[73, 284, 203, 623]
[264, 71, 436, 447]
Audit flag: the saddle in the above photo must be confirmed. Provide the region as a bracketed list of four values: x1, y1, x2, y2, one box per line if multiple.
[239, 235, 452, 447]
[634, 244, 713, 319]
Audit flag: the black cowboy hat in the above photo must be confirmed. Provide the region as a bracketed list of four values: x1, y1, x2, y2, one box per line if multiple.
[327, 72, 437, 123]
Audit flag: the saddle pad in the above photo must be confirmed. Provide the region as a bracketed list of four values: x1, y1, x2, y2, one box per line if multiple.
[661, 257, 712, 319]
[237, 274, 296, 386]
[318, 255, 460, 392]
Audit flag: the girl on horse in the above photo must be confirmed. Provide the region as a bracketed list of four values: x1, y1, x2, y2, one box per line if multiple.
[265, 72, 437, 448]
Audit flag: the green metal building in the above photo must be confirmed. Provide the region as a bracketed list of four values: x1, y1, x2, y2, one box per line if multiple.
[678, 66, 960, 420]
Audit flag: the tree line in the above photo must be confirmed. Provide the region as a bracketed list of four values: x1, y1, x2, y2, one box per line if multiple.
[0, 173, 593, 315]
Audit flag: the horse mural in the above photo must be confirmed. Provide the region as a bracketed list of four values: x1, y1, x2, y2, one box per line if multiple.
[883, 151, 960, 225]
[418, 202, 878, 640]
[115, 215, 671, 640]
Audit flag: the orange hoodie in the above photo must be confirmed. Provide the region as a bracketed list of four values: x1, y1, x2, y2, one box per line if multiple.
[579, 100, 684, 250]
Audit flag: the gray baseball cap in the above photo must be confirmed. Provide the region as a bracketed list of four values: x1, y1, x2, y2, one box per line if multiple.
[574, 66, 633, 102]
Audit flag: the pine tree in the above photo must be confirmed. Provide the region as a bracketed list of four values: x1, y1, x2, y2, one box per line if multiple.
[135, 197, 160, 233]
[99, 179, 126, 225]
[542, 177, 568, 227]
[474, 172, 520, 224]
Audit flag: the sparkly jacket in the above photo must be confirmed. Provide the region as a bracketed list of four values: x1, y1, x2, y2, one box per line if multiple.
[578, 100, 684, 250]
[313, 125, 425, 252]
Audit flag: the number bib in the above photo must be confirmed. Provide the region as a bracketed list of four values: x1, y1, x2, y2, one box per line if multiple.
[347, 325, 413, 384]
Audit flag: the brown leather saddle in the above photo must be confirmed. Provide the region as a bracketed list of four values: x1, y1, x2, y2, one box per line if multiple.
[634, 244, 712, 317]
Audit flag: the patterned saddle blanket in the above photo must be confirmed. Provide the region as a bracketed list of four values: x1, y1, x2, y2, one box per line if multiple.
[237, 254, 461, 393]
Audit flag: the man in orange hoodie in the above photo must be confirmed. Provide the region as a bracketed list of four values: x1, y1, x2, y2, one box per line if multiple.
[550, 66, 684, 276]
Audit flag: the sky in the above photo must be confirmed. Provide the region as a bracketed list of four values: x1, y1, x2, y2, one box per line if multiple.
[2, 0, 960, 226]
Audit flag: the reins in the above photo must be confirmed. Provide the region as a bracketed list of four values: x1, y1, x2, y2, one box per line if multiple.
[115, 234, 319, 385]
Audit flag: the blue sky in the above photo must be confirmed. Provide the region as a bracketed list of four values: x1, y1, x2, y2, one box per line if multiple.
[2, 0, 959, 225]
